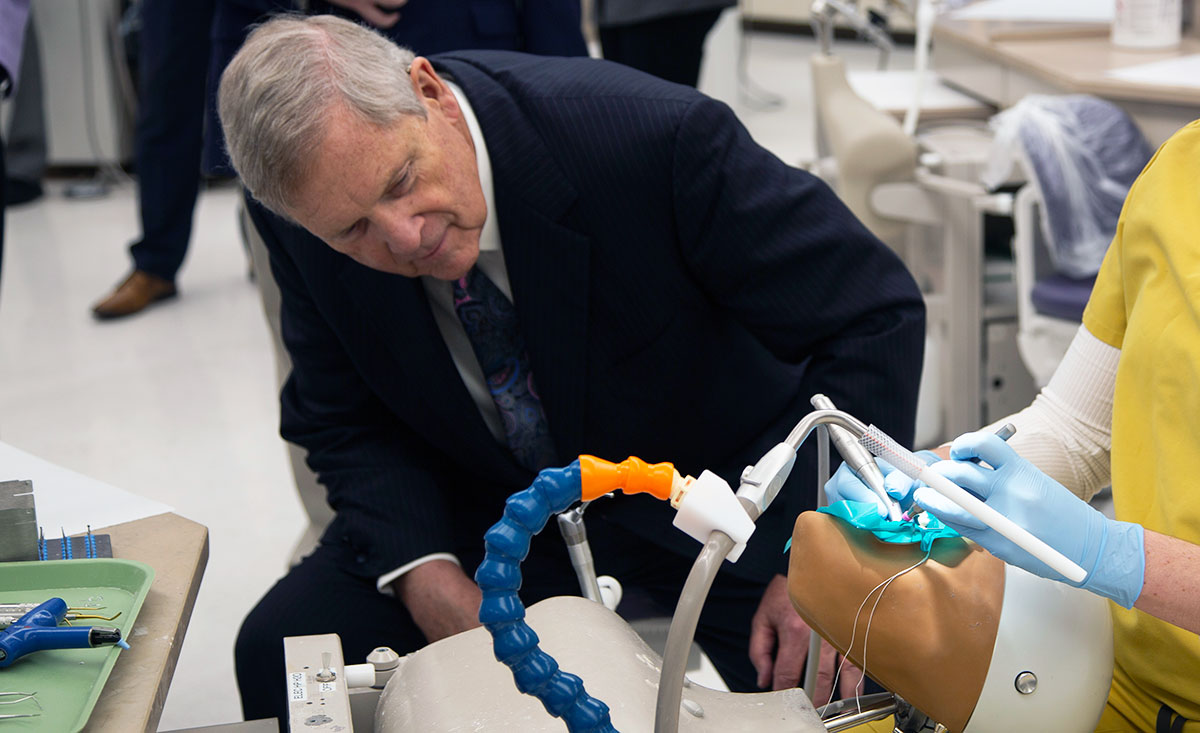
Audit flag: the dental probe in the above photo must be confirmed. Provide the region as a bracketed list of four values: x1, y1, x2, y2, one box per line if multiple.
[811, 394, 902, 520]
[966, 423, 1017, 464]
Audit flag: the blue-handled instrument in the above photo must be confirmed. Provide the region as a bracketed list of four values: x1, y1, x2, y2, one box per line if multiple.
[0, 598, 128, 669]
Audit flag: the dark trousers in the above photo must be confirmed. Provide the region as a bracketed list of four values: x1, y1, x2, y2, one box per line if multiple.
[235, 517, 767, 726]
[5, 22, 46, 188]
[128, 0, 215, 282]
[599, 9, 725, 88]
[1, 130, 6, 294]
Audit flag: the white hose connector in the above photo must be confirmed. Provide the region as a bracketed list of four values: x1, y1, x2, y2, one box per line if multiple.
[672, 471, 756, 562]
[345, 663, 377, 689]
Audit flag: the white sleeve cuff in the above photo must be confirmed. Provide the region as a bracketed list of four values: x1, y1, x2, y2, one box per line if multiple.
[376, 553, 462, 595]
[986, 325, 1117, 500]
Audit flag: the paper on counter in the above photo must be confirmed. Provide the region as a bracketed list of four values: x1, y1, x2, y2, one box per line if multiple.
[949, 0, 1114, 23]
[0, 441, 174, 537]
[1106, 54, 1200, 88]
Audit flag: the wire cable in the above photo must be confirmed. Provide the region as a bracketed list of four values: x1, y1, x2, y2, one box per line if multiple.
[826, 549, 932, 713]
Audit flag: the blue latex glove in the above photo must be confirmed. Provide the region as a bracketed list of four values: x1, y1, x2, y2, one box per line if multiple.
[915, 431, 1145, 608]
[824, 452, 938, 517]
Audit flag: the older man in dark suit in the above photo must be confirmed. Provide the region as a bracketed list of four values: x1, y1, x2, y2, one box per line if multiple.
[219, 14, 925, 724]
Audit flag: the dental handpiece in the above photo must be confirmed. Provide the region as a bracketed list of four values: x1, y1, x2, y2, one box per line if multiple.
[810, 394, 902, 520]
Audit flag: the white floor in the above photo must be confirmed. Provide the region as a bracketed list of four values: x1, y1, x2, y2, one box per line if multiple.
[0, 30, 910, 730]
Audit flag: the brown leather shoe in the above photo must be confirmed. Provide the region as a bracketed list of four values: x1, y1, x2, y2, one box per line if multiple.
[91, 270, 178, 320]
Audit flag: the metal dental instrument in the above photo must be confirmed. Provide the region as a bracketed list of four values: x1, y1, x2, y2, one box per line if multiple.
[557, 500, 604, 604]
[0, 691, 41, 721]
[811, 394, 901, 520]
[984, 422, 1017, 451]
[0, 692, 38, 706]
[0, 604, 119, 631]
[0, 603, 103, 615]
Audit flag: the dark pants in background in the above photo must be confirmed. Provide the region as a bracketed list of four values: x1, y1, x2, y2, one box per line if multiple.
[599, 8, 725, 88]
[128, 0, 215, 282]
[1, 130, 7, 293]
[4, 20, 45, 205]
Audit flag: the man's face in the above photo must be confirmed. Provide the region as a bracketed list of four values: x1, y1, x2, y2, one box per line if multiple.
[287, 59, 487, 280]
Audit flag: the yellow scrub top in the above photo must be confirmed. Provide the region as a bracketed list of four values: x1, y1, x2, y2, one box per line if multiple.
[1083, 120, 1200, 731]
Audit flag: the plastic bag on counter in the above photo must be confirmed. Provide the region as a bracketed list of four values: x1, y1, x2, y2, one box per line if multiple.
[982, 95, 1152, 278]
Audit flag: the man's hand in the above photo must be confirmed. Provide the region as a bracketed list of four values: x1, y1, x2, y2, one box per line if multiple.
[749, 574, 811, 690]
[391, 559, 482, 642]
[749, 574, 864, 701]
[325, 0, 407, 28]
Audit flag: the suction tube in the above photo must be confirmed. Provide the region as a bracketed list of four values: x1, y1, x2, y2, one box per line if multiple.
[653, 509, 755, 733]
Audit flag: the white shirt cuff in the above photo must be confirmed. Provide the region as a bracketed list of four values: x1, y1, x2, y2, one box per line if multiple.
[376, 553, 462, 595]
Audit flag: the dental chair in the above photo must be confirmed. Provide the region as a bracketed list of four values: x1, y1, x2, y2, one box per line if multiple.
[280, 400, 1114, 733]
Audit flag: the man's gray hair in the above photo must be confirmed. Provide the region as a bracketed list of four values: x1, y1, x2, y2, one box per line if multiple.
[218, 14, 427, 216]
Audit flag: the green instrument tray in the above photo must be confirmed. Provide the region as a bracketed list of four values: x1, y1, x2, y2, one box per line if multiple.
[0, 559, 155, 732]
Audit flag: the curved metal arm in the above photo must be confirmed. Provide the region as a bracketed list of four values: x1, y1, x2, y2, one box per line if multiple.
[655, 407, 871, 733]
[785, 409, 870, 453]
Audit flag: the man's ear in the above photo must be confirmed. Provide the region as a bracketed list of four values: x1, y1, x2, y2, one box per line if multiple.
[409, 57, 460, 119]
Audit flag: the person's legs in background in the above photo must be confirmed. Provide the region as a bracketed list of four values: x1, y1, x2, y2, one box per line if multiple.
[91, 0, 215, 320]
[2, 127, 7, 296]
[3, 20, 45, 207]
[598, 8, 725, 88]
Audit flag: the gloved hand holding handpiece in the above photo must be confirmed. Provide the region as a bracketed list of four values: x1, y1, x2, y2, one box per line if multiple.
[916, 431, 1145, 608]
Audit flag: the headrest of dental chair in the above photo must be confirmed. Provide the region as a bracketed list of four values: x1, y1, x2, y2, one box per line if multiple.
[983, 95, 1151, 280]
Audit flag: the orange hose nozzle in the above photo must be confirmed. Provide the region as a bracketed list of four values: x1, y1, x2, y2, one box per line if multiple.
[579, 455, 681, 502]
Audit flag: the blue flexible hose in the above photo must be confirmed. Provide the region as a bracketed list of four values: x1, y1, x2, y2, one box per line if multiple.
[474, 460, 618, 733]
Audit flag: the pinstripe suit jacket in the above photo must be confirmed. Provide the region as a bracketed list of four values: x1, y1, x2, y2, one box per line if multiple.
[248, 52, 926, 585]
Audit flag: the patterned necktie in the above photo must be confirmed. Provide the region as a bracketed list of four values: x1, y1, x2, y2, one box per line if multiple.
[453, 267, 556, 471]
